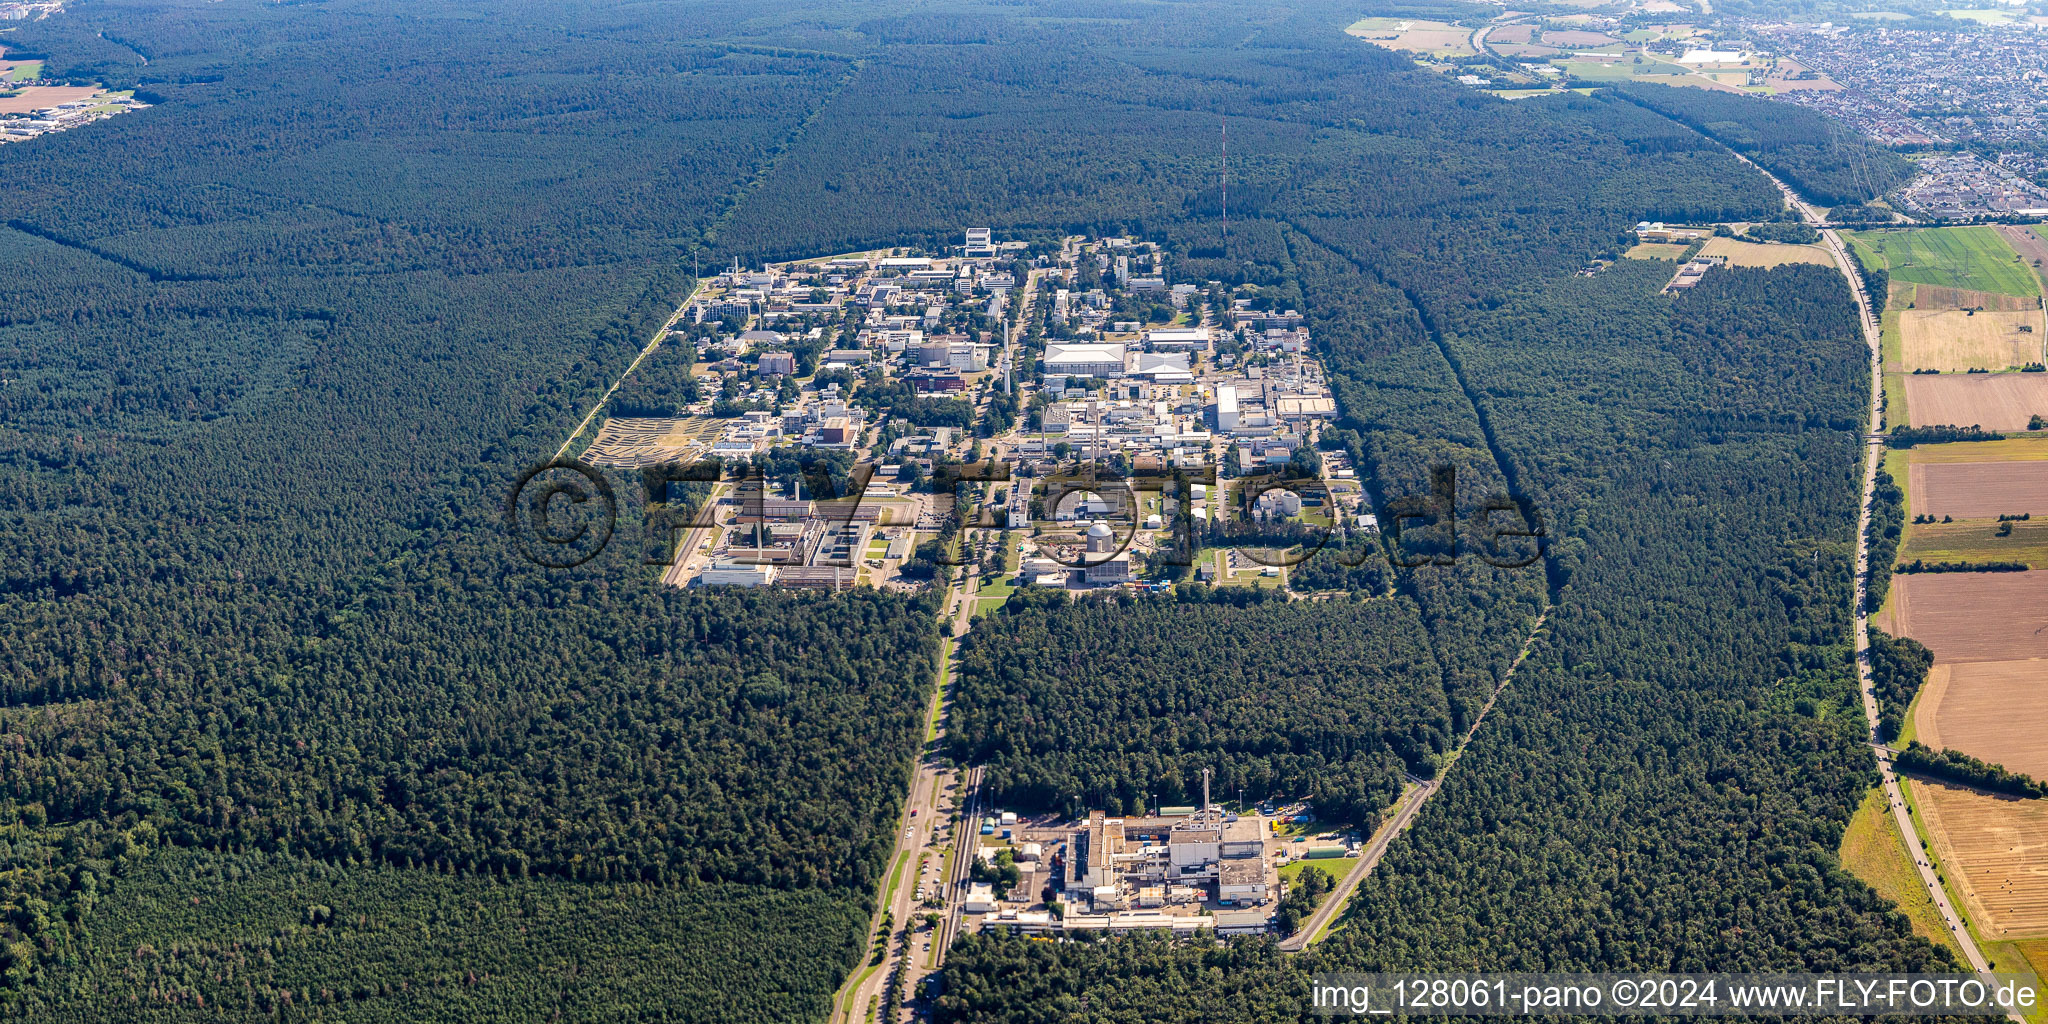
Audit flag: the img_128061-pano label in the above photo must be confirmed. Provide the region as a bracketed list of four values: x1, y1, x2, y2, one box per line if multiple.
[1308, 974, 2044, 1016]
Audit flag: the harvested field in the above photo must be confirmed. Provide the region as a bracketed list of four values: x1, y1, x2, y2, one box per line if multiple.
[1898, 310, 2045, 372]
[0, 85, 100, 115]
[1541, 29, 1620, 46]
[1490, 23, 1535, 43]
[1903, 283, 2039, 312]
[1904, 373, 2048, 431]
[1696, 236, 1833, 268]
[1908, 461, 2048, 519]
[1345, 18, 1476, 55]
[1884, 571, 2048, 663]
[1906, 436, 2048, 463]
[1916, 659, 2048, 778]
[1909, 776, 2048, 939]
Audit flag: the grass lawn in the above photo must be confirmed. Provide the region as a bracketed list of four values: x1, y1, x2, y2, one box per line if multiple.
[1280, 856, 1356, 884]
[1838, 787, 1970, 966]
[1845, 227, 2038, 299]
[1883, 372, 1908, 431]
[1625, 241, 1689, 261]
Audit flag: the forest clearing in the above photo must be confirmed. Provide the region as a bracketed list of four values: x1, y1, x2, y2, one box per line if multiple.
[1904, 373, 2048, 430]
[1915, 659, 2048, 779]
[1697, 235, 1834, 268]
[1344, 17, 1475, 56]
[1907, 460, 2048, 519]
[1897, 310, 2045, 372]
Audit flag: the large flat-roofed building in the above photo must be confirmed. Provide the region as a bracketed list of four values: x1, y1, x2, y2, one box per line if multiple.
[1212, 909, 1271, 937]
[1043, 342, 1128, 379]
[698, 562, 775, 587]
[1143, 326, 1211, 351]
[1215, 385, 1240, 432]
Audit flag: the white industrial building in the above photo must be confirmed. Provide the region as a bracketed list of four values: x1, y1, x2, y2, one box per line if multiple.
[1215, 386, 1239, 432]
[1143, 326, 1210, 351]
[1043, 342, 1128, 379]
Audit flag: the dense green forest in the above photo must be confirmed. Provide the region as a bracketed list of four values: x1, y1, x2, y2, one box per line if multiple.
[0, 0, 1949, 1018]
[949, 590, 1446, 823]
[1616, 83, 1916, 207]
[1868, 627, 1934, 742]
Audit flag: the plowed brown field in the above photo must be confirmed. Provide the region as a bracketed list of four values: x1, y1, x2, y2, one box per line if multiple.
[1906, 284, 2039, 312]
[1904, 373, 2048, 430]
[1883, 572, 2048, 662]
[1910, 777, 2048, 939]
[1915, 659, 2048, 778]
[1908, 461, 2048, 519]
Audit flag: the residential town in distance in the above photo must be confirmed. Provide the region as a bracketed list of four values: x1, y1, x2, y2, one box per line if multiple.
[579, 229, 1377, 596]
[1352, 0, 2048, 223]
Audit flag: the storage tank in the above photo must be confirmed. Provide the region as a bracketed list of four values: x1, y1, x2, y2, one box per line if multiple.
[1304, 846, 1347, 859]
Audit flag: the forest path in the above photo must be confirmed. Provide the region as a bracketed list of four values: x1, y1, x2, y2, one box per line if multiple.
[1281, 605, 1550, 951]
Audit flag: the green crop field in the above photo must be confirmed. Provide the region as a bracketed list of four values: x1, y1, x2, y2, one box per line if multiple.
[1845, 226, 2039, 298]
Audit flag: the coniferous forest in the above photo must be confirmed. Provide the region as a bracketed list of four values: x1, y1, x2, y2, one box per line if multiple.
[0, 0, 1956, 1019]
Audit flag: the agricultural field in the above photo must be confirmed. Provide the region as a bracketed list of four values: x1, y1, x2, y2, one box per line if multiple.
[1996, 224, 2048, 292]
[1898, 516, 2048, 568]
[1345, 17, 1475, 56]
[1896, 309, 2045, 372]
[1906, 460, 2048, 519]
[0, 84, 99, 115]
[2, 59, 43, 82]
[1697, 236, 1834, 268]
[1878, 571, 2048, 662]
[1898, 282, 2039, 312]
[1903, 436, 2048, 464]
[1845, 226, 2040, 298]
[1901, 373, 2048, 431]
[1915, 659, 2048, 778]
[1839, 787, 1971, 965]
[1908, 777, 2048, 940]
[1542, 29, 1622, 47]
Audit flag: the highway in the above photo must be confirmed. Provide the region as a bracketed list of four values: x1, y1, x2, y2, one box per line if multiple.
[1760, 161, 2013, 1014]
